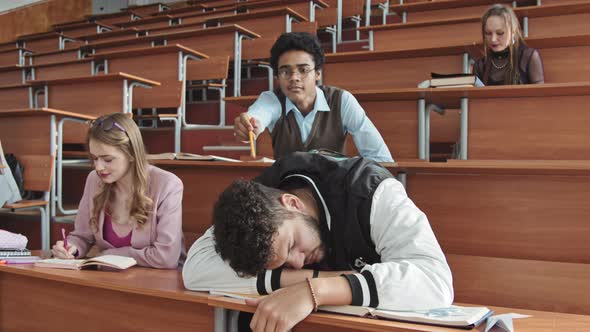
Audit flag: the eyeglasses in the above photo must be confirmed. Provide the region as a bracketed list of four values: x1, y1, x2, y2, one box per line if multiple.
[277, 66, 316, 80]
[91, 117, 127, 134]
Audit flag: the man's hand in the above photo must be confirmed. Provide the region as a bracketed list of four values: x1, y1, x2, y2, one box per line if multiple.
[234, 113, 261, 142]
[246, 281, 314, 332]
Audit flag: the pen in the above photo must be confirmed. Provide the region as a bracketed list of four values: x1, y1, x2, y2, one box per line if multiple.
[61, 227, 69, 250]
[245, 114, 256, 158]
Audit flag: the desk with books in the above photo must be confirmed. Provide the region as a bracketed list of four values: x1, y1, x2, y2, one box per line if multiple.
[208, 295, 590, 332]
[3, 243, 590, 331]
[0, 258, 214, 332]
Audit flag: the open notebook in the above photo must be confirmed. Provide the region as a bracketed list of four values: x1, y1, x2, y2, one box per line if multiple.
[147, 152, 241, 162]
[34, 255, 137, 270]
[210, 290, 491, 329]
[320, 305, 492, 329]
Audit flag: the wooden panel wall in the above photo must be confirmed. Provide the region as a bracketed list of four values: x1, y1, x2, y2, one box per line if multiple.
[0, 0, 92, 43]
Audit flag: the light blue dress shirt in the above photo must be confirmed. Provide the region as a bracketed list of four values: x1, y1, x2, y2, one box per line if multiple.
[247, 86, 394, 162]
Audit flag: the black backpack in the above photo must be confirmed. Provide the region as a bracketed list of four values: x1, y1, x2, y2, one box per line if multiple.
[4, 153, 25, 197]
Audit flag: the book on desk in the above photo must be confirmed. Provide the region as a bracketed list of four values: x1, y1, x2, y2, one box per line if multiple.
[0, 248, 31, 257]
[147, 152, 241, 162]
[418, 72, 484, 88]
[148, 152, 274, 163]
[210, 290, 492, 329]
[34, 255, 136, 270]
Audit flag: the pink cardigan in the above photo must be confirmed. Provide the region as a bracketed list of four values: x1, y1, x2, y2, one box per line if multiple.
[67, 165, 185, 269]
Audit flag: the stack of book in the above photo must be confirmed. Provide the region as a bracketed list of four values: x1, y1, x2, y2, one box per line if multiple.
[427, 72, 483, 88]
[0, 248, 31, 258]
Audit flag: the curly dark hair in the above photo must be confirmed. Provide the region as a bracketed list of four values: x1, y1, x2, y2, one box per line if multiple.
[212, 179, 293, 277]
[270, 32, 325, 73]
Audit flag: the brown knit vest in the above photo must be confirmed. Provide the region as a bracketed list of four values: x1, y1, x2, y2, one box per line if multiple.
[270, 86, 346, 159]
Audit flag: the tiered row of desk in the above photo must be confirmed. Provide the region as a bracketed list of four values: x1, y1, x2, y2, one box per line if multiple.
[2, 0, 590, 331]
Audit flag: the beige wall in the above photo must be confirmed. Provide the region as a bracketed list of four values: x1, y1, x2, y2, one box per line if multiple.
[0, 0, 92, 43]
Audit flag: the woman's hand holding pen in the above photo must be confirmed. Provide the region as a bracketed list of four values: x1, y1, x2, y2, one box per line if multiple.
[51, 241, 78, 259]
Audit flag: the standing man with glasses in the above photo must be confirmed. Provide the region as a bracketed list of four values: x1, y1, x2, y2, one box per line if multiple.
[234, 32, 393, 162]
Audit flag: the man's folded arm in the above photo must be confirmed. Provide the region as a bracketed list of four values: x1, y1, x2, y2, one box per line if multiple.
[183, 227, 259, 293]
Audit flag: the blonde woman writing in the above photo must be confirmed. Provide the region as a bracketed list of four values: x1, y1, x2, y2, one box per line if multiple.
[51, 113, 185, 269]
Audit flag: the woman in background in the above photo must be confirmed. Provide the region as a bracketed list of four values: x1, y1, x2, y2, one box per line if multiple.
[474, 4, 544, 85]
[51, 113, 184, 269]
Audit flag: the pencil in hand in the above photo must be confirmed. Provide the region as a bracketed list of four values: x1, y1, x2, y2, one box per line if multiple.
[245, 114, 256, 158]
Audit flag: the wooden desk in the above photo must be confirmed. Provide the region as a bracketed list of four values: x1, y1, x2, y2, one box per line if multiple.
[17, 32, 77, 53]
[226, 89, 432, 160]
[54, 21, 116, 39]
[0, 262, 214, 332]
[0, 84, 31, 110]
[115, 14, 176, 30]
[29, 58, 94, 81]
[324, 45, 468, 90]
[78, 28, 144, 44]
[389, 0, 535, 24]
[325, 33, 590, 91]
[395, 160, 590, 314]
[361, 2, 590, 51]
[83, 25, 259, 97]
[60, 159, 590, 315]
[154, 160, 268, 234]
[0, 47, 31, 67]
[0, 108, 96, 236]
[125, 2, 169, 17]
[209, 295, 590, 332]
[84, 10, 144, 26]
[426, 82, 590, 160]
[0, 65, 27, 86]
[27, 48, 81, 66]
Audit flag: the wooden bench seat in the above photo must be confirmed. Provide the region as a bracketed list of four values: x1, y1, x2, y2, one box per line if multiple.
[3, 199, 49, 210]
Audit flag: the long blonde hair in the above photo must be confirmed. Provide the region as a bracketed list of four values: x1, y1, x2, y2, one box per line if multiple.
[481, 4, 525, 84]
[87, 113, 152, 230]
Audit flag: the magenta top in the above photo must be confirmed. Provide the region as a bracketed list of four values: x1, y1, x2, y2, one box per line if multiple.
[103, 212, 132, 248]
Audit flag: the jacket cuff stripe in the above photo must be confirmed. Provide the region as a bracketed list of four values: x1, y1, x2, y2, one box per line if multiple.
[271, 268, 282, 291]
[341, 274, 363, 306]
[264, 270, 272, 293]
[361, 270, 379, 308]
[256, 271, 268, 295]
